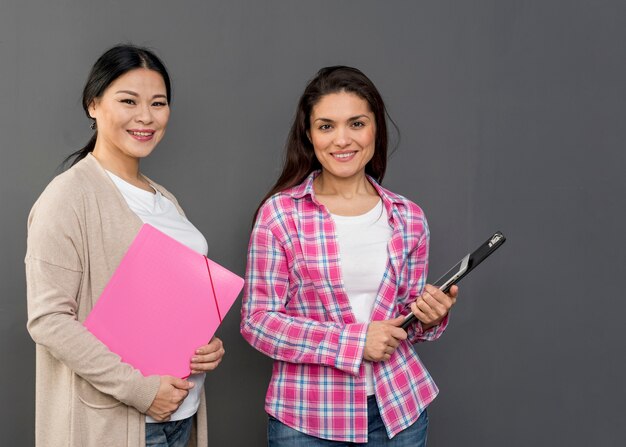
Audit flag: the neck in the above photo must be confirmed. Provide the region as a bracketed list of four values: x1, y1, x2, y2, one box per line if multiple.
[314, 171, 374, 199]
[92, 142, 141, 183]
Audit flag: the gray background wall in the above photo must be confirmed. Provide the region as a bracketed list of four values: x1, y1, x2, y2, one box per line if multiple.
[1, 1, 624, 445]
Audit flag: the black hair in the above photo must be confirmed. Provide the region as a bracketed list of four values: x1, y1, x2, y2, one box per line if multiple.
[63, 44, 171, 168]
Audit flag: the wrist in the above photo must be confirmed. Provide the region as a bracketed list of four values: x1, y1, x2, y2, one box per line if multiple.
[421, 318, 442, 332]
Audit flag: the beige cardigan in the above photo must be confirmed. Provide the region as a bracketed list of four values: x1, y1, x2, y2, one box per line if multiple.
[25, 154, 208, 447]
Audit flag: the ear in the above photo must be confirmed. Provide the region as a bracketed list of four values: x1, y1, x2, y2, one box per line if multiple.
[87, 99, 98, 119]
[306, 130, 311, 143]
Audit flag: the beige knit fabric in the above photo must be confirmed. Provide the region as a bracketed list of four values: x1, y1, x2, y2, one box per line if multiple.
[26, 154, 208, 446]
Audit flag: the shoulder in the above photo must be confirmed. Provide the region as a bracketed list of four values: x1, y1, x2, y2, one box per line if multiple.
[26, 165, 92, 268]
[400, 197, 427, 223]
[256, 191, 298, 226]
[259, 174, 317, 220]
[35, 154, 119, 203]
[377, 184, 429, 245]
[28, 156, 115, 229]
[31, 164, 90, 215]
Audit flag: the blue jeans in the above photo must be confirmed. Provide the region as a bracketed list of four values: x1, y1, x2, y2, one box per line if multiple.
[146, 417, 193, 447]
[268, 395, 429, 446]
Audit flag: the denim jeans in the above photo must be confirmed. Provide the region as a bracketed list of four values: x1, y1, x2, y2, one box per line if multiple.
[146, 417, 193, 447]
[268, 395, 429, 446]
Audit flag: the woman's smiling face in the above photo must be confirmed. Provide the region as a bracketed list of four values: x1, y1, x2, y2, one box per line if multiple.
[88, 68, 170, 161]
[308, 91, 376, 183]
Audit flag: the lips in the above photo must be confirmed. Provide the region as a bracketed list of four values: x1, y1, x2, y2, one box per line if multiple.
[331, 151, 357, 161]
[127, 129, 155, 141]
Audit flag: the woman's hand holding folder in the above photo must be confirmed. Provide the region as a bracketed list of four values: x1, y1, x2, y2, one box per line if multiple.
[146, 376, 195, 422]
[190, 337, 225, 374]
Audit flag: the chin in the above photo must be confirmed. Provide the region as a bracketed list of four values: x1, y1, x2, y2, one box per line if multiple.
[328, 170, 363, 180]
[124, 147, 157, 159]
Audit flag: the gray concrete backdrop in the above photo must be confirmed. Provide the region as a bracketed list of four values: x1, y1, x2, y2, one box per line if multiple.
[1, 1, 625, 445]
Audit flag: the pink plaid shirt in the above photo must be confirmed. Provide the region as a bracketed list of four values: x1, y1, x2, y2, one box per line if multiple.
[241, 171, 449, 442]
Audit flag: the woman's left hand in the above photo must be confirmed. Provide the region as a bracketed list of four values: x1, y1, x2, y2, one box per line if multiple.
[190, 337, 225, 374]
[410, 284, 459, 331]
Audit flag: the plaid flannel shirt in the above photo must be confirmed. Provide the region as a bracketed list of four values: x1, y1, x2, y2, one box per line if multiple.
[241, 171, 449, 442]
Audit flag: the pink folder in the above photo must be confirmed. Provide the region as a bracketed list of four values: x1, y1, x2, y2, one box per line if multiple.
[84, 224, 244, 378]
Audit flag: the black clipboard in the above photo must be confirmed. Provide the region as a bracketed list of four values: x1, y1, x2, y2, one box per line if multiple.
[400, 231, 506, 330]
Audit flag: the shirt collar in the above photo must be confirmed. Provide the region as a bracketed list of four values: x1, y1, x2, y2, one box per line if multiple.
[287, 170, 405, 210]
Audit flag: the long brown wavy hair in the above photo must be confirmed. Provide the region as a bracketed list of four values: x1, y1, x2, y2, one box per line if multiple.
[255, 66, 391, 221]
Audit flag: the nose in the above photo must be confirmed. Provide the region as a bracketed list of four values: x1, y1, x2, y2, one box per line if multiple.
[333, 127, 352, 148]
[135, 104, 154, 124]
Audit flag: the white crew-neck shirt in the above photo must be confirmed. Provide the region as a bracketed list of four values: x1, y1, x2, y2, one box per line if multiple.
[331, 199, 392, 395]
[106, 170, 207, 422]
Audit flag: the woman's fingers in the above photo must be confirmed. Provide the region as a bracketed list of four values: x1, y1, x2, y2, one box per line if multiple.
[190, 337, 225, 373]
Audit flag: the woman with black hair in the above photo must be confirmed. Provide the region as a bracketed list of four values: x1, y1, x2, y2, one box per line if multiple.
[241, 66, 458, 446]
[26, 44, 222, 447]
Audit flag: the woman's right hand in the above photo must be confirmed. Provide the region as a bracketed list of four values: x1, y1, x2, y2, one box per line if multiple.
[146, 376, 195, 422]
[363, 316, 408, 362]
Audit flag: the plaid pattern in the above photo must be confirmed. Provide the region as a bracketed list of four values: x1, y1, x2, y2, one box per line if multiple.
[241, 171, 449, 443]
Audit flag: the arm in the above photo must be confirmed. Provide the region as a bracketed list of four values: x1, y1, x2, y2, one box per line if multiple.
[240, 218, 367, 376]
[25, 184, 160, 413]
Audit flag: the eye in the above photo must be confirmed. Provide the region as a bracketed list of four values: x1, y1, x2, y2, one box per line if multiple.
[152, 101, 168, 107]
[119, 99, 136, 105]
[319, 124, 332, 131]
[352, 121, 365, 128]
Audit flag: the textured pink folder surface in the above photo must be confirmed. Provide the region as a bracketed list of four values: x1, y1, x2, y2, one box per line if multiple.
[84, 224, 244, 378]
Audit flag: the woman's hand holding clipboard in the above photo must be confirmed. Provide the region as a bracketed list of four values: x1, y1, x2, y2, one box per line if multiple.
[401, 231, 506, 330]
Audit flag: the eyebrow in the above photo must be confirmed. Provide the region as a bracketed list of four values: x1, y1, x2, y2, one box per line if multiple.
[115, 90, 167, 99]
[313, 114, 370, 123]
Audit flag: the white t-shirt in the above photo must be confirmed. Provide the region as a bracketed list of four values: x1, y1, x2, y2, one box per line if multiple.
[106, 170, 208, 422]
[331, 199, 392, 395]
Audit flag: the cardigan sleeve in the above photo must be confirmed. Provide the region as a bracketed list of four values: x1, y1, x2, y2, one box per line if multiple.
[240, 206, 367, 376]
[25, 177, 160, 413]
